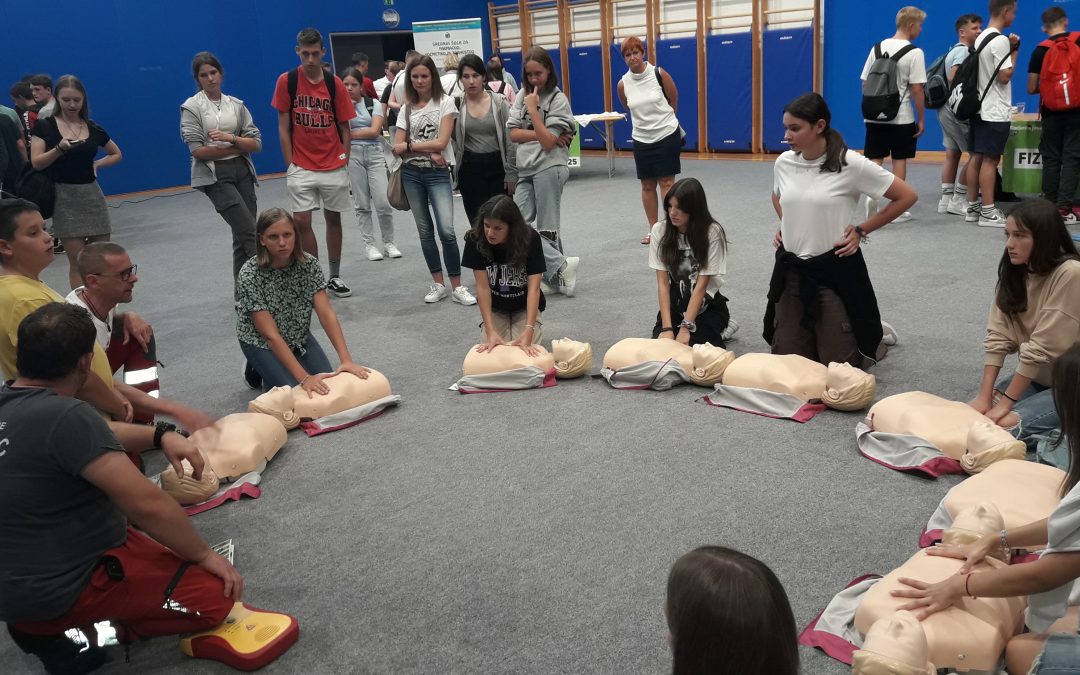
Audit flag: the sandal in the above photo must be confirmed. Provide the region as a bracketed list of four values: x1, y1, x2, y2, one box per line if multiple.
[640, 234, 651, 245]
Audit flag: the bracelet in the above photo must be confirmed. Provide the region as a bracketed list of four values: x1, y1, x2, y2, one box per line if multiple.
[299, 375, 310, 387]
[1000, 390, 1017, 403]
[1000, 529, 1011, 559]
[964, 572, 976, 599]
[660, 327, 674, 334]
[524, 324, 536, 330]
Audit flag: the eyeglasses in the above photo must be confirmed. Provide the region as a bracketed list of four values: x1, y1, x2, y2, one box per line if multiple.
[91, 264, 137, 281]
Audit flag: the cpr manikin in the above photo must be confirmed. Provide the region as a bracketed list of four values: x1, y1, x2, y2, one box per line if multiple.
[851, 610, 935, 675]
[451, 344, 558, 392]
[551, 338, 592, 378]
[856, 392, 1027, 477]
[248, 370, 401, 434]
[188, 413, 288, 480]
[159, 455, 220, 506]
[853, 503, 1026, 672]
[600, 338, 733, 390]
[702, 354, 875, 420]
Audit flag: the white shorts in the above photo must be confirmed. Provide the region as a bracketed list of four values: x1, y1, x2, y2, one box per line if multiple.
[286, 165, 352, 213]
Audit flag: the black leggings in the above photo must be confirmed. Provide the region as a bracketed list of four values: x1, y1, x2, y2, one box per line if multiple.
[457, 150, 506, 227]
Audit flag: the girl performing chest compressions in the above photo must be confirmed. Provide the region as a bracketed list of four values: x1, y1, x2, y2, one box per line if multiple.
[649, 178, 732, 347]
[235, 207, 370, 393]
[461, 195, 546, 354]
[768, 93, 917, 366]
[968, 198, 1080, 449]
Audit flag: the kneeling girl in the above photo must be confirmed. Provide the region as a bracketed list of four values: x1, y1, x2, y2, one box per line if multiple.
[649, 177, 731, 347]
[461, 195, 545, 355]
[236, 207, 369, 393]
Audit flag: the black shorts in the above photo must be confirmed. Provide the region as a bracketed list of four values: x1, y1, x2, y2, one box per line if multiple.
[967, 116, 1010, 157]
[863, 122, 918, 160]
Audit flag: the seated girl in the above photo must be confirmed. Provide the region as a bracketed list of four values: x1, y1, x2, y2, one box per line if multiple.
[461, 195, 545, 356]
[967, 199, 1080, 450]
[666, 546, 799, 675]
[236, 208, 370, 393]
[649, 177, 733, 347]
[893, 343, 1080, 675]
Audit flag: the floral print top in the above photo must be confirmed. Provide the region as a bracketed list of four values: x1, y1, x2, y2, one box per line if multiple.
[236, 254, 326, 349]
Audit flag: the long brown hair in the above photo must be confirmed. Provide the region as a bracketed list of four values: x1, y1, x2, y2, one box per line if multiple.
[783, 92, 847, 173]
[255, 208, 306, 268]
[658, 178, 726, 273]
[995, 199, 1080, 316]
[467, 195, 533, 268]
[1053, 345, 1080, 496]
[521, 46, 558, 94]
[404, 55, 445, 106]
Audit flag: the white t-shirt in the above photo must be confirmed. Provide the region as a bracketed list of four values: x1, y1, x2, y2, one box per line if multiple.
[440, 72, 462, 98]
[648, 220, 726, 298]
[192, 90, 241, 160]
[975, 29, 1013, 122]
[860, 38, 927, 125]
[773, 149, 895, 258]
[65, 288, 115, 350]
[401, 96, 458, 166]
[373, 76, 391, 99]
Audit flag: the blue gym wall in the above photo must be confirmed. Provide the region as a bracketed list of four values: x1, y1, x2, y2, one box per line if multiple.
[0, 0, 489, 195]
[823, 0, 1078, 153]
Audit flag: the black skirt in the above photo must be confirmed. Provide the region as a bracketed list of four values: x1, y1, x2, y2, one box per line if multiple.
[633, 127, 682, 180]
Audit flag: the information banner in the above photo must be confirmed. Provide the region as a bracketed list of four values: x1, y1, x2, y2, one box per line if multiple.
[1002, 119, 1043, 194]
[411, 18, 484, 69]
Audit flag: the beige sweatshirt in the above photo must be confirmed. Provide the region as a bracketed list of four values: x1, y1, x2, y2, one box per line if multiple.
[984, 258, 1080, 386]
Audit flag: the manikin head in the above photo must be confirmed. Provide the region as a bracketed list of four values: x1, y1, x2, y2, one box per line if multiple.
[821, 362, 876, 411]
[851, 611, 935, 675]
[687, 343, 735, 386]
[895, 7, 926, 40]
[551, 338, 592, 378]
[14, 302, 96, 392]
[955, 14, 983, 46]
[160, 457, 220, 505]
[78, 242, 138, 311]
[0, 199, 53, 277]
[959, 421, 1026, 473]
[295, 28, 326, 80]
[942, 502, 1006, 554]
[28, 74, 52, 105]
[666, 546, 799, 675]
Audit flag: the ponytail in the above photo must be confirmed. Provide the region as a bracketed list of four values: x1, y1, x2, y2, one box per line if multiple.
[820, 127, 848, 174]
[783, 92, 848, 173]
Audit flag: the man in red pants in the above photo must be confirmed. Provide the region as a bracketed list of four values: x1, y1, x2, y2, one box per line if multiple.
[0, 303, 242, 673]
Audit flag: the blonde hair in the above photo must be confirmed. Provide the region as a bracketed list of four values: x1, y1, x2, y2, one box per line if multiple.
[443, 52, 460, 70]
[821, 362, 876, 411]
[896, 6, 926, 30]
[552, 338, 592, 378]
[687, 343, 735, 386]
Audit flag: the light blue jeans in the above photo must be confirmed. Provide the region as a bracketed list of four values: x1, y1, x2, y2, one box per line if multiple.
[514, 165, 568, 285]
[401, 163, 459, 277]
[348, 143, 395, 247]
[997, 374, 1060, 452]
[239, 334, 333, 392]
[1032, 632, 1080, 673]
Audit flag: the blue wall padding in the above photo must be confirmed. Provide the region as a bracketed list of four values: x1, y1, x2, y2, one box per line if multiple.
[762, 25, 814, 153]
[705, 31, 753, 152]
[823, 0, 1060, 152]
[500, 51, 522, 87]
[655, 36, 698, 151]
[0, 0, 490, 195]
[566, 45, 607, 149]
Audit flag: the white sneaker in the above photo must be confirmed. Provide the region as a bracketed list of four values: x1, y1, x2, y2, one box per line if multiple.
[892, 211, 913, 223]
[721, 318, 740, 342]
[978, 207, 1006, 228]
[937, 194, 951, 214]
[384, 243, 402, 258]
[881, 321, 899, 347]
[365, 245, 384, 261]
[451, 285, 477, 305]
[424, 283, 449, 303]
[947, 193, 968, 216]
[559, 256, 580, 297]
[965, 201, 983, 223]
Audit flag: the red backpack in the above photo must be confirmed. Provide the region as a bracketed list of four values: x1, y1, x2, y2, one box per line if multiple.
[1039, 32, 1080, 111]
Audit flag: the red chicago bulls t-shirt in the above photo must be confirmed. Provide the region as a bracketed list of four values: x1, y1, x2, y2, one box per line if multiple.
[271, 68, 356, 171]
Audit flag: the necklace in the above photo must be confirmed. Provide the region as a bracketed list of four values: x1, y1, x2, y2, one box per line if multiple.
[79, 290, 110, 323]
[58, 117, 87, 141]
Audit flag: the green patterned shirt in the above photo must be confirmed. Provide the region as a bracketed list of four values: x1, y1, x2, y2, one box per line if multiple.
[236, 254, 326, 349]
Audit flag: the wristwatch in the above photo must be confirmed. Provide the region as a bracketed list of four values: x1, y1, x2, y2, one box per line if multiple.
[678, 320, 697, 334]
[854, 225, 868, 240]
[153, 421, 178, 449]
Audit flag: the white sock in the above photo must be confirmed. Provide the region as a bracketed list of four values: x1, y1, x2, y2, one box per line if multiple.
[941, 183, 953, 195]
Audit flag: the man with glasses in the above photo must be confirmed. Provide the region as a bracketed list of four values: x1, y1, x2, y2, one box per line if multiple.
[66, 241, 213, 432]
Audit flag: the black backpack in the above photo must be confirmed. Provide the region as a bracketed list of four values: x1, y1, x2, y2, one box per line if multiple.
[947, 33, 1010, 121]
[861, 42, 917, 121]
[286, 68, 339, 138]
[381, 73, 398, 127]
[923, 48, 953, 109]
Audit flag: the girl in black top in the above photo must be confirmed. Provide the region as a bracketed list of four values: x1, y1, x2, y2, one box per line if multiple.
[30, 75, 122, 289]
[460, 195, 545, 355]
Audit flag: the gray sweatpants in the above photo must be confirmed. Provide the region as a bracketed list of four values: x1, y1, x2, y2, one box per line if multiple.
[514, 165, 568, 285]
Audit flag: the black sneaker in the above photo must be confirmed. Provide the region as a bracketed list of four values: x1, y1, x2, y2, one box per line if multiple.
[7, 625, 108, 675]
[327, 276, 353, 297]
[242, 361, 262, 390]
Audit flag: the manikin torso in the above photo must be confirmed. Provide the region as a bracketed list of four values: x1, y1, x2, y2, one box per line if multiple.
[462, 344, 555, 375]
[602, 338, 695, 374]
[188, 412, 288, 480]
[249, 371, 393, 428]
[868, 392, 996, 459]
[945, 458, 1066, 542]
[722, 353, 828, 402]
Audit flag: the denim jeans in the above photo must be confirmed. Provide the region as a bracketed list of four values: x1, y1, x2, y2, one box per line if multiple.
[997, 374, 1060, 451]
[514, 165, 568, 284]
[401, 163, 459, 277]
[348, 144, 395, 247]
[239, 333, 333, 391]
[1032, 632, 1080, 674]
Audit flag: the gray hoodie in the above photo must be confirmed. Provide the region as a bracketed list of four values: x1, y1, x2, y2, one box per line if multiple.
[506, 87, 573, 179]
[179, 91, 262, 188]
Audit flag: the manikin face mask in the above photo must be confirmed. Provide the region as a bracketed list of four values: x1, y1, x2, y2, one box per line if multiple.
[851, 610, 935, 675]
[551, 338, 592, 378]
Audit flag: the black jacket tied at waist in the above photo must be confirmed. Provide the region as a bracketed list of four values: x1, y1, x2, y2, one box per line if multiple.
[763, 246, 884, 361]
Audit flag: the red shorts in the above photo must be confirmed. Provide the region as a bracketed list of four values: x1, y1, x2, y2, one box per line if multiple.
[12, 528, 231, 641]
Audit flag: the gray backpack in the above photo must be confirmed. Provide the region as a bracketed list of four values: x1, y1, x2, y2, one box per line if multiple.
[862, 42, 917, 121]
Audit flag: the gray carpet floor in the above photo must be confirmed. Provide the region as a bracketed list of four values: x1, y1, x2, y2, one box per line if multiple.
[2, 155, 1027, 673]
